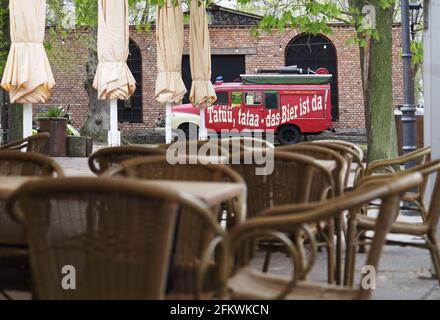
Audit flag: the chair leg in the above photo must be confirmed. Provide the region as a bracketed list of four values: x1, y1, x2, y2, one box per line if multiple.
[344, 213, 358, 287]
[262, 248, 272, 273]
[335, 215, 343, 285]
[326, 219, 335, 284]
[358, 205, 367, 253]
[427, 230, 440, 284]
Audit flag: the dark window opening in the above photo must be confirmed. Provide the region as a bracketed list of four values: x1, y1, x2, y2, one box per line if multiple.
[265, 91, 279, 109]
[118, 39, 142, 123]
[285, 34, 339, 120]
[181, 55, 246, 104]
[216, 91, 229, 105]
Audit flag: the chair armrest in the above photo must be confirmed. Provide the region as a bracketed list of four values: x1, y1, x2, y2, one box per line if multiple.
[366, 147, 431, 176]
[0, 140, 27, 151]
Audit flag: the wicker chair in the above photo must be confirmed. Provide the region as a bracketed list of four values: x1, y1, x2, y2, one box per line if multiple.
[278, 144, 347, 196]
[157, 140, 230, 162]
[277, 144, 349, 283]
[88, 145, 166, 176]
[365, 147, 431, 217]
[345, 160, 440, 286]
[312, 139, 364, 162]
[0, 151, 64, 297]
[104, 155, 244, 298]
[220, 172, 422, 299]
[218, 137, 275, 154]
[308, 141, 365, 188]
[229, 150, 337, 283]
[0, 133, 50, 154]
[5, 177, 226, 300]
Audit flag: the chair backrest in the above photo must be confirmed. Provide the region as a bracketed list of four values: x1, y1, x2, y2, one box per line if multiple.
[230, 172, 423, 299]
[158, 140, 230, 160]
[366, 146, 431, 175]
[219, 137, 275, 153]
[88, 145, 165, 175]
[6, 177, 224, 300]
[0, 133, 50, 154]
[308, 141, 365, 187]
[0, 151, 64, 177]
[278, 144, 348, 196]
[229, 150, 335, 219]
[313, 139, 364, 161]
[104, 155, 243, 296]
[105, 154, 243, 183]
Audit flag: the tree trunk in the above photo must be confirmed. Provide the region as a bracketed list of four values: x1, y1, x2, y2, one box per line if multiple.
[366, 1, 398, 162]
[80, 28, 110, 142]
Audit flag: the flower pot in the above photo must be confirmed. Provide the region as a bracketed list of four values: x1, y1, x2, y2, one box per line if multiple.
[38, 118, 67, 157]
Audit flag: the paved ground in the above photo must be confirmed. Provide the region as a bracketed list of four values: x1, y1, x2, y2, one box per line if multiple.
[3, 154, 440, 300]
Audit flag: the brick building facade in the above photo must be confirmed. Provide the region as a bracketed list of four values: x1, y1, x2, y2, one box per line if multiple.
[40, 6, 403, 135]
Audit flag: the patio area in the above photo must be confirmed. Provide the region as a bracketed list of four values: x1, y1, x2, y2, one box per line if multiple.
[1, 150, 439, 300]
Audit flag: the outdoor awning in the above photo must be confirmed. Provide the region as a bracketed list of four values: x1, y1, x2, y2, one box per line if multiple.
[1, 0, 55, 104]
[189, 0, 216, 107]
[155, 0, 187, 104]
[93, 0, 136, 100]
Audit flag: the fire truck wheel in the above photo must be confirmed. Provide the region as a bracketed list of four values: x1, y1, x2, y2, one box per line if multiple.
[277, 125, 301, 145]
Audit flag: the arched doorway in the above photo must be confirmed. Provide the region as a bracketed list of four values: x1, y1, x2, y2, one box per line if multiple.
[118, 39, 143, 123]
[285, 34, 339, 120]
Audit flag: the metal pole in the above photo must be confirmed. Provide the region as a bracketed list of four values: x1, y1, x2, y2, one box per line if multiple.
[401, 0, 417, 165]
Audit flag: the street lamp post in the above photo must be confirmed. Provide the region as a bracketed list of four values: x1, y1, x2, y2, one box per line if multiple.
[401, 0, 417, 165]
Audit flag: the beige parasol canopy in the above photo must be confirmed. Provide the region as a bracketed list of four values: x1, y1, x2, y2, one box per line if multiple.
[155, 0, 187, 104]
[1, 0, 55, 104]
[93, 0, 136, 100]
[189, 0, 216, 107]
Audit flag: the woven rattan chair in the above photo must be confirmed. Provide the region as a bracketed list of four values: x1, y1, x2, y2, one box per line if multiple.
[277, 144, 349, 282]
[157, 140, 230, 161]
[5, 177, 227, 300]
[365, 146, 431, 217]
[104, 155, 244, 298]
[278, 144, 347, 196]
[88, 145, 165, 176]
[220, 172, 422, 299]
[308, 140, 365, 188]
[0, 133, 50, 154]
[345, 160, 440, 286]
[313, 139, 364, 162]
[229, 150, 337, 283]
[0, 151, 64, 297]
[218, 137, 275, 154]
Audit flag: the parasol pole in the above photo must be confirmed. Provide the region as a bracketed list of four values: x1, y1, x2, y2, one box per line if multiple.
[199, 106, 208, 140]
[165, 102, 172, 144]
[108, 99, 120, 146]
[23, 103, 33, 138]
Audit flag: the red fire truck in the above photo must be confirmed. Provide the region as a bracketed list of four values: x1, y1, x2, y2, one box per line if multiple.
[172, 67, 333, 144]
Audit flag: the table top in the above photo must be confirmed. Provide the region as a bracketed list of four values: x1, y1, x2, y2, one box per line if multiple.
[140, 180, 246, 208]
[0, 176, 245, 206]
[0, 176, 40, 200]
[0, 177, 247, 246]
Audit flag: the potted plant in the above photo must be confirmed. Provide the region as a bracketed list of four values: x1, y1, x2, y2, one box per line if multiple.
[36, 107, 67, 157]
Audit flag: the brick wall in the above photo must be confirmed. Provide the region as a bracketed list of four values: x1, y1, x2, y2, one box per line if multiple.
[38, 24, 403, 132]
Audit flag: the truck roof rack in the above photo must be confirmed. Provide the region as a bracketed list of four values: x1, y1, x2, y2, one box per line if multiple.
[256, 65, 303, 74]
